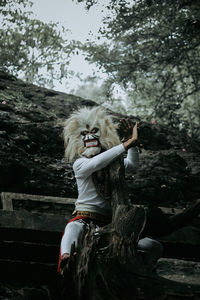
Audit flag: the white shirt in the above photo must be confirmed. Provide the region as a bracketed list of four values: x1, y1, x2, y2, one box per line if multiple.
[73, 144, 139, 216]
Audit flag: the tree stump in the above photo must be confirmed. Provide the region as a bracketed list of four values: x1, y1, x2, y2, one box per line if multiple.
[59, 158, 200, 300]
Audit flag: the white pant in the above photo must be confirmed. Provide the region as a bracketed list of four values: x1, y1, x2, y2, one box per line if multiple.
[60, 219, 163, 259]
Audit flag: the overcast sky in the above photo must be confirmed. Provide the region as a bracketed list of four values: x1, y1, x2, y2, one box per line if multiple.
[31, 0, 108, 92]
[32, 0, 104, 41]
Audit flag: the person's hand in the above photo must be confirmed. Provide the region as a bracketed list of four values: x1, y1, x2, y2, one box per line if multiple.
[60, 253, 70, 276]
[122, 121, 139, 150]
[119, 118, 133, 142]
[60, 252, 77, 277]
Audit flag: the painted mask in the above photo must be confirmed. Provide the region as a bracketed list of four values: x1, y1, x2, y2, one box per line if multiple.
[81, 126, 101, 157]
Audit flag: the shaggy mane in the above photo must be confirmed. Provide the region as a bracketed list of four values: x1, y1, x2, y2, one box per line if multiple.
[63, 106, 120, 162]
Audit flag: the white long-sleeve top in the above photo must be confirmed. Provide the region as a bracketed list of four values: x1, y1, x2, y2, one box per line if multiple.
[73, 144, 139, 216]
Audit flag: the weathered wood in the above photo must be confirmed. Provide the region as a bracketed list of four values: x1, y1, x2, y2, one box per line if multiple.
[1, 192, 75, 212]
[1, 192, 200, 217]
[169, 199, 200, 230]
[110, 157, 130, 211]
[60, 218, 200, 300]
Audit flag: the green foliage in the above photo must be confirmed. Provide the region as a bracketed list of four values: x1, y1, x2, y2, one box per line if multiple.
[77, 0, 200, 138]
[0, 0, 74, 87]
[71, 75, 127, 114]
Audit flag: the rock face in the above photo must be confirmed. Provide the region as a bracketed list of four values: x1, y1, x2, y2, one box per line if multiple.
[0, 71, 95, 200]
[0, 71, 200, 207]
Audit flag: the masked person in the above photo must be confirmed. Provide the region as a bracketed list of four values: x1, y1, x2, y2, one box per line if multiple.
[58, 106, 163, 274]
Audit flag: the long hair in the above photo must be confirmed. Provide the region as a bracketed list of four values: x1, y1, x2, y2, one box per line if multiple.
[63, 106, 120, 162]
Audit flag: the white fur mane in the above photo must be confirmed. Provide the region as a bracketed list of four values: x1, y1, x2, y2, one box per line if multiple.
[63, 106, 120, 162]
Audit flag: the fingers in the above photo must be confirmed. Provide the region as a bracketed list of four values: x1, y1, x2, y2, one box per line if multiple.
[127, 119, 132, 128]
[120, 119, 139, 129]
[119, 119, 140, 144]
[133, 121, 140, 128]
[119, 118, 133, 131]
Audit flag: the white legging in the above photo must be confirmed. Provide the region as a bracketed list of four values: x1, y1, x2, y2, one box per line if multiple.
[61, 219, 163, 259]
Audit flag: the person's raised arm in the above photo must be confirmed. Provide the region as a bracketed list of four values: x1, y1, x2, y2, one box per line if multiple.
[119, 119, 140, 171]
[73, 144, 125, 178]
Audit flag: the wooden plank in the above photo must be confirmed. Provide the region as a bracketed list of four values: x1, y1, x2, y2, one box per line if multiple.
[1, 192, 75, 211]
[1, 192, 199, 219]
[1, 192, 13, 211]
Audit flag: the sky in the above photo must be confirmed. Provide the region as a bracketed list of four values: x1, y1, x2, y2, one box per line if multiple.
[31, 0, 108, 93]
[32, 0, 104, 41]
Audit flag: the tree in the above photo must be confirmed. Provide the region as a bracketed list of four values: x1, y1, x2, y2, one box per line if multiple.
[77, 0, 200, 138]
[0, 0, 75, 87]
[71, 75, 128, 114]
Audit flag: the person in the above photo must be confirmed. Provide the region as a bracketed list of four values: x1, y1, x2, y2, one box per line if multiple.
[58, 106, 163, 274]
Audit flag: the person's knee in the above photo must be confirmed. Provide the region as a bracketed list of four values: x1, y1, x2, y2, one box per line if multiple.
[138, 237, 163, 259]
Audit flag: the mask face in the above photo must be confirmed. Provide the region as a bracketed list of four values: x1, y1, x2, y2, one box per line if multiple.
[81, 127, 101, 157]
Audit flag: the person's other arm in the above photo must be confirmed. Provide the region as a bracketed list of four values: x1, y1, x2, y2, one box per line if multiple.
[124, 146, 139, 171]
